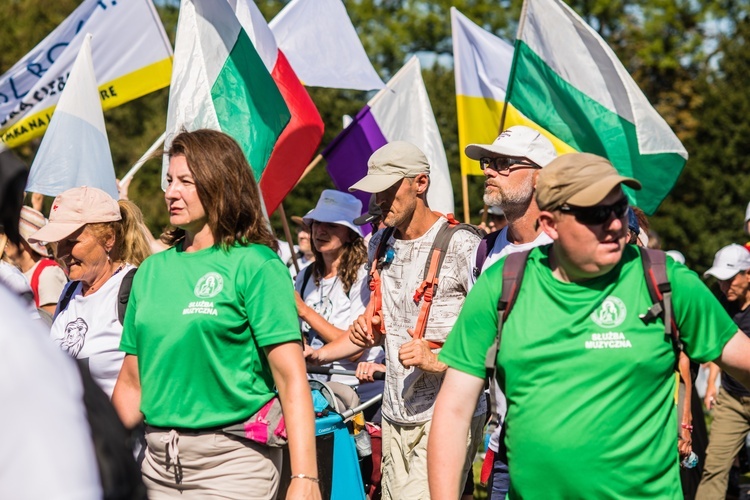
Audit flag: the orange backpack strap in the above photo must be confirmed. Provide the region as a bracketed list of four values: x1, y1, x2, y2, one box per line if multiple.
[366, 227, 396, 337]
[412, 220, 484, 349]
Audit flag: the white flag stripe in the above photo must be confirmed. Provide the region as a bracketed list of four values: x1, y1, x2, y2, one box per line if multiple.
[228, 0, 279, 73]
[26, 34, 117, 199]
[370, 57, 454, 215]
[270, 0, 384, 91]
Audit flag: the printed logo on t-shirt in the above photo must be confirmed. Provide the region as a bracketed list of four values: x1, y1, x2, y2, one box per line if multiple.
[590, 296, 627, 328]
[194, 272, 224, 298]
[60, 317, 88, 357]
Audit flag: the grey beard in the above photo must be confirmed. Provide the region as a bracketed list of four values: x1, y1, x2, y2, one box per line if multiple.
[483, 176, 534, 221]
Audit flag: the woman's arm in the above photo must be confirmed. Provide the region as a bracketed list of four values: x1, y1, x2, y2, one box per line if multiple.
[265, 341, 321, 500]
[427, 368, 485, 500]
[677, 352, 692, 457]
[111, 354, 143, 429]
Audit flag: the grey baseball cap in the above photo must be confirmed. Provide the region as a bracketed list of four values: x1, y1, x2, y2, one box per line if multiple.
[349, 141, 430, 194]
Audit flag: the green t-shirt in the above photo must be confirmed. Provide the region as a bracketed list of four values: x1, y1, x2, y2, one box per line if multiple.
[440, 245, 737, 499]
[120, 242, 301, 429]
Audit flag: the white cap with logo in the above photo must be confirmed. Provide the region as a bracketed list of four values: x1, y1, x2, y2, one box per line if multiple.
[704, 244, 750, 281]
[465, 125, 558, 167]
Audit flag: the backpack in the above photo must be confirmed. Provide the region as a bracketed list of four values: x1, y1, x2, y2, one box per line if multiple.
[55, 268, 137, 324]
[484, 247, 680, 461]
[367, 215, 485, 347]
[473, 230, 503, 279]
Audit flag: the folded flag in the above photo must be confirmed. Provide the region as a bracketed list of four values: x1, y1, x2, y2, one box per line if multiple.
[323, 57, 454, 216]
[508, 0, 688, 213]
[270, 0, 384, 91]
[0, 0, 172, 149]
[26, 34, 117, 199]
[451, 7, 573, 176]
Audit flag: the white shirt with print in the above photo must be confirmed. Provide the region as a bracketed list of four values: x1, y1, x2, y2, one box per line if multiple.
[50, 264, 135, 398]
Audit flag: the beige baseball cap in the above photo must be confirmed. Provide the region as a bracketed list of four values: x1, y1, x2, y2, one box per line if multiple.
[536, 153, 641, 211]
[349, 141, 430, 193]
[29, 186, 121, 243]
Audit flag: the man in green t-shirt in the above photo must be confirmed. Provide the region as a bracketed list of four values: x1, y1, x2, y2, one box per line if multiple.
[427, 153, 750, 499]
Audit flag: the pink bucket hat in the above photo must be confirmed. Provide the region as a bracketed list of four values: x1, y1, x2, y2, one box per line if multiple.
[28, 186, 121, 244]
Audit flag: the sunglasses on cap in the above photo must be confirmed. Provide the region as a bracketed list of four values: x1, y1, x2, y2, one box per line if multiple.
[558, 197, 629, 226]
[479, 157, 541, 174]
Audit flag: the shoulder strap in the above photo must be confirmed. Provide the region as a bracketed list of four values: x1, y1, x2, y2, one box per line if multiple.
[412, 221, 484, 347]
[299, 265, 314, 297]
[117, 268, 137, 325]
[639, 248, 679, 344]
[486, 250, 531, 417]
[474, 230, 503, 279]
[29, 258, 59, 308]
[364, 227, 396, 339]
[54, 279, 81, 321]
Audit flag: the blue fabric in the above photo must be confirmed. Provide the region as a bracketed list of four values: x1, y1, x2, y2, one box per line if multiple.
[489, 452, 510, 500]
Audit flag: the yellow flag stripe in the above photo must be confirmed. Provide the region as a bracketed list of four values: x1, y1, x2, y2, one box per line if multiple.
[2, 57, 172, 148]
[457, 94, 576, 176]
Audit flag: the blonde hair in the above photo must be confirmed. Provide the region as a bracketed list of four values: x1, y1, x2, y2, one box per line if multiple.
[88, 200, 151, 266]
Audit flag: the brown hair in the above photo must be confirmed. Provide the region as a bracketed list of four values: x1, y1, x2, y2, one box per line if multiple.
[310, 228, 367, 294]
[160, 129, 277, 251]
[88, 200, 151, 266]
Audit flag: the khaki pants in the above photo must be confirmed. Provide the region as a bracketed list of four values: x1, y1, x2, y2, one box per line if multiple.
[142, 427, 281, 499]
[696, 390, 750, 499]
[381, 414, 484, 500]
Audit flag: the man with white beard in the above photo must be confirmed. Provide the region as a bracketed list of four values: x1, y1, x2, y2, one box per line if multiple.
[466, 125, 558, 499]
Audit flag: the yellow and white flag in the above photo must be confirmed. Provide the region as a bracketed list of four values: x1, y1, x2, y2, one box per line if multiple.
[452, 7, 573, 176]
[0, 0, 172, 149]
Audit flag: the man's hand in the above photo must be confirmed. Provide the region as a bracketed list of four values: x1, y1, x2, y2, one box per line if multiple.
[704, 385, 718, 410]
[356, 362, 386, 383]
[350, 314, 382, 348]
[399, 337, 446, 373]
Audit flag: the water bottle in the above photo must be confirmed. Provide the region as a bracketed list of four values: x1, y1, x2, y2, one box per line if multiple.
[681, 451, 699, 469]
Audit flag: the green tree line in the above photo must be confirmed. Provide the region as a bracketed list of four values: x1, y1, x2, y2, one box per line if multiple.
[2, 0, 749, 274]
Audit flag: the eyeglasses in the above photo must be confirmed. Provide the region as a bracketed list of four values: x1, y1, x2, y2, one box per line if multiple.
[479, 157, 541, 174]
[558, 198, 629, 226]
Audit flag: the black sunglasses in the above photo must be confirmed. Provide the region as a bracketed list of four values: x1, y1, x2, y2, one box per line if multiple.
[479, 156, 541, 173]
[558, 198, 629, 226]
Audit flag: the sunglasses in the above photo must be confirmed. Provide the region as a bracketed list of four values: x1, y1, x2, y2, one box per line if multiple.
[558, 198, 629, 226]
[479, 156, 541, 173]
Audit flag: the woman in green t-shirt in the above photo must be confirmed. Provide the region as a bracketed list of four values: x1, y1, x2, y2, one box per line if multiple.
[113, 130, 321, 500]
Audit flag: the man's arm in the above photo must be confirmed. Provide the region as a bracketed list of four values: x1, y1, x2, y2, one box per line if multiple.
[428, 368, 485, 500]
[715, 330, 750, 390]
[704, 362, 720, 410]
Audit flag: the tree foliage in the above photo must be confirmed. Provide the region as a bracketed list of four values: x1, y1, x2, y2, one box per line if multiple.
[2, 0, 749, 272]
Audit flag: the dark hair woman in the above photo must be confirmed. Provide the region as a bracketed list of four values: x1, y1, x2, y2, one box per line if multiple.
[113, 130, 320, 499]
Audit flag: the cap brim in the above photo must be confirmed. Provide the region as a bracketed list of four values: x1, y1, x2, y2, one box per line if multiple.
[465, 143, 528, 161]
[566, 176, 642, 207]
[704, 266, 740, 281]
[302, 213, 361, 235]
[28, 221, 85, 244]
[290, 216, 307, 227]
[353, 213, 377, 225]
[349, 173, 404, 194]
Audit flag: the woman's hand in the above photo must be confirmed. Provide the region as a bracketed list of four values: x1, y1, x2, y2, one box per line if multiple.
[286, 477, 322, 500]
[678, 425, 693, 458]
[356, 362, 386, 383]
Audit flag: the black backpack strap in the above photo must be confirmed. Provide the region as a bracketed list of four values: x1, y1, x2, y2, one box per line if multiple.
[486, 250, 531, 416]
[299, 265, 314, 297]
[639, 248, 679, 345]
[54, 280, 81, 321]
[117, 268, 137, 325]
[474, 230, 503, 278]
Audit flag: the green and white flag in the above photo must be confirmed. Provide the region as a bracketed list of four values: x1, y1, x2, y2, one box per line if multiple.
[508, 0, 688, 214]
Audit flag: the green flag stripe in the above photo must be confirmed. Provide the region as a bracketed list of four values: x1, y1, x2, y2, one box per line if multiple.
[509, 41, 685, 214]
[210, 28, 291, 181]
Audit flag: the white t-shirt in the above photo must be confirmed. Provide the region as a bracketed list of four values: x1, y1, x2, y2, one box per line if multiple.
[295, 265, 385, 402]
[370, 218, 485, 425]
[23, 259, 67, 307]
[50, 264, 136, 397]
[0, 284, 102, 499]
[471, 227, 552, 452]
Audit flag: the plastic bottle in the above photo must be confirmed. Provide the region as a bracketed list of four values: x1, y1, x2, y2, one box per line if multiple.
[681, 451, 699, 469]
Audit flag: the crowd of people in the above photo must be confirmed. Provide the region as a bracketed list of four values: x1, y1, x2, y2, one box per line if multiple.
[3, 125, 750, 500]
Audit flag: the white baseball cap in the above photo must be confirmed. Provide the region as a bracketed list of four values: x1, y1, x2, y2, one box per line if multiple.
[302, 190, 363, 235]
[465, 126, 558, 167]
[704, 244, 750, 280]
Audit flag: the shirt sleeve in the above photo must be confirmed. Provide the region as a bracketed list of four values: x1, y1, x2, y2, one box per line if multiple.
[348, 265, 370, 324]
[440, 258, 505, 379]
[669, 260, 737, 363]
[119, 272, 139, 356]
[37, 266, 68, 307]
[243, 257, 302, 348]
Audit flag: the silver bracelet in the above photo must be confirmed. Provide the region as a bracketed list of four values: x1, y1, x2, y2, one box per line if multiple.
[290, 473, 320, 483]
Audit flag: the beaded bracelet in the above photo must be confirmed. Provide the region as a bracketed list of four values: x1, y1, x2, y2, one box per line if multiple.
[290, 474, 320, 483]
[681, 423, 693, 432]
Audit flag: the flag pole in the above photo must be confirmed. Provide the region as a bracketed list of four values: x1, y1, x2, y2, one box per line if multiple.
[461, 173, 470, 223]
[293, 153, 323, 188]
[277, 203, 300, 274]
[120, 131, 167, 185]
